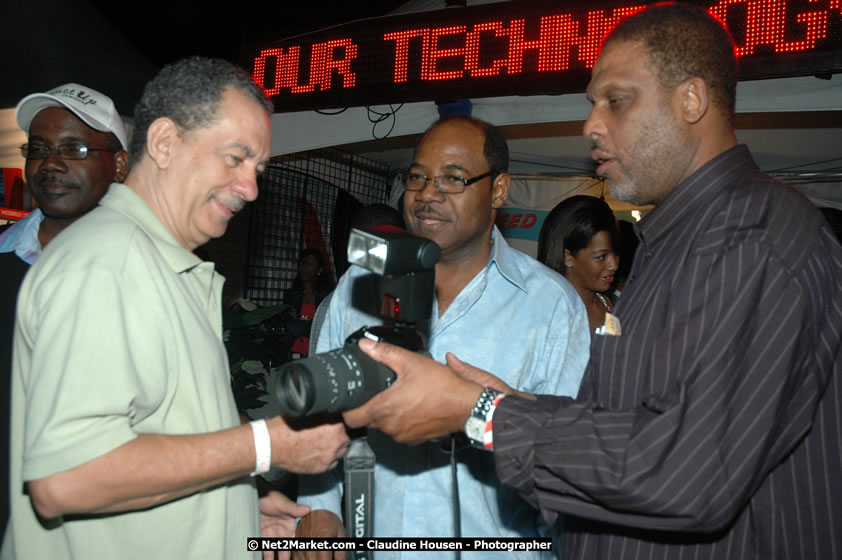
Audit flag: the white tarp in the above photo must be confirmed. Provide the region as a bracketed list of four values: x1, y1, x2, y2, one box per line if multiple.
[268, 75, 842, 158]
[495, 174, 839, 257]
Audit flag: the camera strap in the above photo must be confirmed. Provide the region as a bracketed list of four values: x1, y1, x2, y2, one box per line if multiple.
[344, 434, 375, 559]
[437, 434, 465, 560]
[345, 434, 464, 560]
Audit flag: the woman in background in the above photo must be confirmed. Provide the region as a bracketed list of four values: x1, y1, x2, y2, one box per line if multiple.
[538, 195, 619, 333]
[283, 248, 333, 358]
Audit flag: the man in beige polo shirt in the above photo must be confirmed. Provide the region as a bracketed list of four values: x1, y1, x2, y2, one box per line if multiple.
[5, 57, 349, 560]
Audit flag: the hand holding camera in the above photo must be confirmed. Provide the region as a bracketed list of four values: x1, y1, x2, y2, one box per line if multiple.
[274, 227, 440, 417]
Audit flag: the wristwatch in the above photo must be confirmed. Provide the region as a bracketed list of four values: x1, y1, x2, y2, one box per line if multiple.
[463, 387, 503, 449]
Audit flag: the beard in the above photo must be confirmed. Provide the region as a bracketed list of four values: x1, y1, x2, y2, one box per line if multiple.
[606, 115, 689, 206]
[608, 167, 648, 206]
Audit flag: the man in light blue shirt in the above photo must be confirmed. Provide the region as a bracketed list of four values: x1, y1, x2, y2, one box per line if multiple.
[296, 116, 590, 558]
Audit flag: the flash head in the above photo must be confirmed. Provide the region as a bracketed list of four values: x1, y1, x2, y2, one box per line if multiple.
[347, 227, 440, 275]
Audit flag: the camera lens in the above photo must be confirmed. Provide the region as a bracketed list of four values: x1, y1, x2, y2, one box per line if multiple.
[274, 346, 395, 417]
[276, 363, 316, 416]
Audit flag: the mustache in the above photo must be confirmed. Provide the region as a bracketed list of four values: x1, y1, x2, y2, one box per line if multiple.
[216, 195, 246, 214]
[412, 204, 446, 220]
[33, 175, 77, 189]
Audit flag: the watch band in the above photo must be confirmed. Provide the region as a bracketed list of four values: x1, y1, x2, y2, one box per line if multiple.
[464, 387, 504, 449]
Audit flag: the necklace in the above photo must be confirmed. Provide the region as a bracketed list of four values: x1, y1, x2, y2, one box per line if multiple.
[595, 292, 613, 312]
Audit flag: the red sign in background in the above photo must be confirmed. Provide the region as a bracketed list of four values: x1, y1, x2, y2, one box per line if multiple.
[245, 0, 842, 112]
[0, 169, 26, 221]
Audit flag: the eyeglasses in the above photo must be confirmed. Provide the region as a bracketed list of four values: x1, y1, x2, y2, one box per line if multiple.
[19, 142, 117, 161]
[402, 170, 494, 194]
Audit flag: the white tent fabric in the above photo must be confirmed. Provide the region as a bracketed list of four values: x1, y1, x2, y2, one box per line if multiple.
[269, 73, 841, 220]
[496, 175, 840, 257]
[269, 76, 842, 157]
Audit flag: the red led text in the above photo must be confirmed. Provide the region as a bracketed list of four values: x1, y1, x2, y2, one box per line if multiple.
[497, 213, 538, 229]
[253, 39, 358, 96]
[252, 0, 841, 97]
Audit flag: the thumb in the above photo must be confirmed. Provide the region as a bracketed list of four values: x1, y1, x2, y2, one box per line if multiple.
[261, 491, 311, 517]
[358, 337, 413, 375]
[445, 352, 473, 378]
[286, 502, 311, 518]
[445, 352, 513, 394]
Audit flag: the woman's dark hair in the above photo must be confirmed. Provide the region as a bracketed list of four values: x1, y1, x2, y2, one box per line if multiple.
[537, 195, 618, 276]
[291, 248, 334, 291]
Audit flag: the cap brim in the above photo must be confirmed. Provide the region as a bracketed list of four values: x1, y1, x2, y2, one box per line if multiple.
[15, 92, 127, 151]
[16, 93, 111, 136]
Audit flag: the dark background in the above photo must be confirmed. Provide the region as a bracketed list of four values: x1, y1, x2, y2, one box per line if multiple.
[91, 0, 408, 66]
[2, 0, 406, 114]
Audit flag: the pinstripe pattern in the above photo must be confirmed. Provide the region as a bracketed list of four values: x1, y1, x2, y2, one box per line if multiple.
[493, 146, 842, 559]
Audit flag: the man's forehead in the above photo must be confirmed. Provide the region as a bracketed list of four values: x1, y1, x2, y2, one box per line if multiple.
[415, 121, 484, 162]
[428, 119, 483, 140]
[587, 40, 649, 92]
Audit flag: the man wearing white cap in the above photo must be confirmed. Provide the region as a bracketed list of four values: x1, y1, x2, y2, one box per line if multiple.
[0, 83, 129, 536]
[1, 83, 129, 258]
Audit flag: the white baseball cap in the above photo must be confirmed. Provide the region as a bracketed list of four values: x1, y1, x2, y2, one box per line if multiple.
[15, 83, 129, 151]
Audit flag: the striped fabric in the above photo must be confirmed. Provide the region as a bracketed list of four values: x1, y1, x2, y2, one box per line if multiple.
[493, 145, 842, 559]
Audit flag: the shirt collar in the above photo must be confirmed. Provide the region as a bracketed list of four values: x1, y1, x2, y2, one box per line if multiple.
[487, 225, 528, 293]
[636, 145, 756, 251]
[100, 183, 204, 274]
[0, 208, 44, 265]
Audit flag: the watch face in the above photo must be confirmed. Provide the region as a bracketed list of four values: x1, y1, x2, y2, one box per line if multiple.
[464, 416, 486, 443]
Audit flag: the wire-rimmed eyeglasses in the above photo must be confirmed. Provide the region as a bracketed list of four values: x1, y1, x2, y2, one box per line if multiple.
[401, 170, 494, 194]
[19, 142, 117, 161]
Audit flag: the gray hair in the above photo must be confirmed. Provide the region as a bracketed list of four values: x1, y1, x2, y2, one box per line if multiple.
[129, 57, 272, 166]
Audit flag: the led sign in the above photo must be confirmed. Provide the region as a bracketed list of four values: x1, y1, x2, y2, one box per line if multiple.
[243, 0, 842, 112]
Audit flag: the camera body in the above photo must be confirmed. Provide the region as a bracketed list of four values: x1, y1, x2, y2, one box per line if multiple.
[274, 227, 439, 417]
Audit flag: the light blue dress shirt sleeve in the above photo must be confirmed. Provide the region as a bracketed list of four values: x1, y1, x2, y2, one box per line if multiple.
[0, 209, 44, 264]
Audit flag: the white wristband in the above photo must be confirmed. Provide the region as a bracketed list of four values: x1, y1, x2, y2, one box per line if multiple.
[249, 419, 271, 476]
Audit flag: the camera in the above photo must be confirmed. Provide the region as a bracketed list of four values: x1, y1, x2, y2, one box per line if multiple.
[274, 227, 439, 417]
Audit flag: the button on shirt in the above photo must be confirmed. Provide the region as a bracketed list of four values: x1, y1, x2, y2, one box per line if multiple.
[300, 227, 589, 559]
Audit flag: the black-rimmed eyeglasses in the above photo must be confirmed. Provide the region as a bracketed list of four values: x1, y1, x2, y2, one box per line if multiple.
[402, 170, 494, 194]
[19, 142, 117, 161]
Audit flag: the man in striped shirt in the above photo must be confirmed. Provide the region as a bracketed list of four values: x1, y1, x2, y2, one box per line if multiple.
[343, 3, 842, 559]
